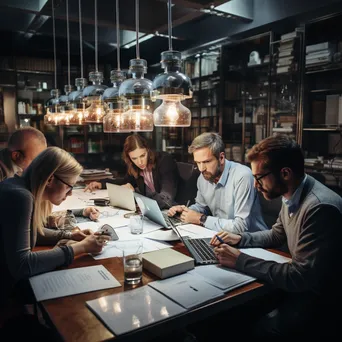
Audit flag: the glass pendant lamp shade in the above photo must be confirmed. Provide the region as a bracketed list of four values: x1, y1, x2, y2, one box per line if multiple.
[58, 85, 74, 126]
[82, 71, 108, 123]
[103, 70, 127, 133]
[44, 89, 60, 125]
[118, 59, 154, 132]
[152, 50, 192, 127]
[68, 77, 88, 125]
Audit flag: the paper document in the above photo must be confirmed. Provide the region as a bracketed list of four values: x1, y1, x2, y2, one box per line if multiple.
[29, 265, 121, 301]
[189, 265, 256, 292]
[86, 285, 186, 336]
[149, 273, 225, 309]
[178, 224, 217, 239]
[91, 238, 172, 260]
[241, 248, 291, 263]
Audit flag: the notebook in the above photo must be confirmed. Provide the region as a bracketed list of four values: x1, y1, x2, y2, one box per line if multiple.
[133, 193, 183, 229]
[106, 183, 136, 211]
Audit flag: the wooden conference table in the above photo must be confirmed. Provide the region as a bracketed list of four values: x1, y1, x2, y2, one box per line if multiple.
[35, 241, 288, 342]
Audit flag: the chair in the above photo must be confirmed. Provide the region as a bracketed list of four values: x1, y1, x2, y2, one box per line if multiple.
[175, 162, 200, 206]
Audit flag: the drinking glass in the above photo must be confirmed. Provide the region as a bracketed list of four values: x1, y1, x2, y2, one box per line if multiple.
[129, 214, 144, 234]
[123, 240, 143, 285]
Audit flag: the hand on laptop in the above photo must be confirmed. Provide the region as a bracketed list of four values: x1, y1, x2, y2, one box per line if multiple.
[168, 205, 201, 225]
[84, 181, 102, 192]
[167, 205, 184, 217]
[122, 183, 135, 191]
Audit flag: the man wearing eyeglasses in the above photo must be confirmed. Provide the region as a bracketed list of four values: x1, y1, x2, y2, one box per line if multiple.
[0, 127, 47, 182]
[209, 135, 342, 338]
[168, 132, 268, 233]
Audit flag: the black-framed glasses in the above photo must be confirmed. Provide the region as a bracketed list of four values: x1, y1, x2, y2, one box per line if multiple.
[54, 174, 73, 194]
[254, 171, 272, 186]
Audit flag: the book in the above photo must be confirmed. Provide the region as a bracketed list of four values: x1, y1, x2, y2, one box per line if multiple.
[142, 248, 195, 279]
[86, 286, 186, 336]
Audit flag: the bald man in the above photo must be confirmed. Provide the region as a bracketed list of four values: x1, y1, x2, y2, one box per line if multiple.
[0, 127, 47, 182]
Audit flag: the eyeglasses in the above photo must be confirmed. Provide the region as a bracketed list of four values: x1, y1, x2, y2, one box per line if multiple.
[254, 171, 272, 187]
[54, 174, 73, 194]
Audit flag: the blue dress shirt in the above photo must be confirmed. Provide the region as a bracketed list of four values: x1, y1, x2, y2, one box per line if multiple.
[189, 159, 268, 233]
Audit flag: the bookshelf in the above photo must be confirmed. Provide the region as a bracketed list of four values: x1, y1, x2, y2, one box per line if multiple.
[302, 12, 342, 186]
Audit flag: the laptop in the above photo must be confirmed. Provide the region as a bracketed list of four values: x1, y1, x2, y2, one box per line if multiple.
[106, 183, 136, 211]
[134, 193, 218, 265]
[133, 193, 183, 229]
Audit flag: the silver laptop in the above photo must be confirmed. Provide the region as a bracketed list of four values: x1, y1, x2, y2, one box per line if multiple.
[134, 193, 182, 229]
[106, 183, 136, 211]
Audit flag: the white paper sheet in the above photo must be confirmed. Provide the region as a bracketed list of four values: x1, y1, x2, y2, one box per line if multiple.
[189, 265, 256, 292]
[148, 273, 225, 309]
[29, 265, 121, 301]
[177, 224, 217, 239]
[241, 248, 291, 263]
[91, 238, 172, 260]
[86, 285, 186, 336]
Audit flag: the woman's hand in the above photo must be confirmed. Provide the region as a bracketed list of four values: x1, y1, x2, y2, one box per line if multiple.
[121, 183, 135, 191]
[70, 228, 94, 241]
[83, 207, 100, 221]
[71, 234, 109, 255]
[210, 231, 242, 246]
[84, 181, 102, 192]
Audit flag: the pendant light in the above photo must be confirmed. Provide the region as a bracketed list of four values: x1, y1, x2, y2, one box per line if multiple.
[151, 0, 192, 127]
[68, 0, 88, 126]
[118, 0, 153, 132]
[103, 0, 127, 133]
[44, 0, 61, 126]
[82, 0, 108, 123]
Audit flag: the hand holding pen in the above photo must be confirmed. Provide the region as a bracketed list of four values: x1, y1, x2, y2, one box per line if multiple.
[210, 231, 242, 246]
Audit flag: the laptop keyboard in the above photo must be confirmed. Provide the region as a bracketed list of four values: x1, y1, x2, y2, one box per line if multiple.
[162, 213, 182, 226]
[183, 237, 218, 265]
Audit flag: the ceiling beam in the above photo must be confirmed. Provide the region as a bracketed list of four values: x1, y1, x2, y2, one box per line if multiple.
[214, 0, 254, 22]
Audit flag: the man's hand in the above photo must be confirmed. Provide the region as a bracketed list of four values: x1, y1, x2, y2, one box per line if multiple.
[82, 207, 100, 221]
[167, 205, 184, 217]
[180, 207, 202, 225]
[121, 183, 135, 191]
[84, 181, 102, 192]
[214, 244, 241, 269]
[210, 231, 242, 246]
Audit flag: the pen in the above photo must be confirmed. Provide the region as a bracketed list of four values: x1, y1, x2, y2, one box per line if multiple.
[215, 235, 225, 244]
[186, 200, 190, 207]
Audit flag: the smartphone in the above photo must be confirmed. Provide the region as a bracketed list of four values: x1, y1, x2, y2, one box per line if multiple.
[97, 224, 119, 241]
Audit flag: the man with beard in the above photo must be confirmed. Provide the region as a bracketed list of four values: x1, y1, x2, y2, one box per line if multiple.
[209, 134, 342, 338]
[167, 132, 268, 233]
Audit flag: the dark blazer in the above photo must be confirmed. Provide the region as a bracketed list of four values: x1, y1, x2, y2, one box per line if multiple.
[104, 152, 179, 209]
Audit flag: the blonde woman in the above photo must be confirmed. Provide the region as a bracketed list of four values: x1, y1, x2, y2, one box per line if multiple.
[0, 147, 108, 308]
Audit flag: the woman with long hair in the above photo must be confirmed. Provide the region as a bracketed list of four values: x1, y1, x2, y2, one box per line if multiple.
[85, 134, 179, 209]
[0, 147, 108, 307]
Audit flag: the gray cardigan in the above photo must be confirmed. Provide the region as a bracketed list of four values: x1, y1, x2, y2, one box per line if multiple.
[0, 175, 74, 305]
[236, 175, 342, 295]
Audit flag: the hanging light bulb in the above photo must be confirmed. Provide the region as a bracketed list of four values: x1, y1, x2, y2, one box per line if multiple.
[67, 78, 88, 125]
[118, 59, 153, 132]
[44, 89, 61, 125]
[151, 1, 192, 127]
[118, 0, 153, 132]
[58, 85, 74, 126]
[82, 0, 107, 123]
[103, 70, 127, 132]
[103, 0, 128, 133]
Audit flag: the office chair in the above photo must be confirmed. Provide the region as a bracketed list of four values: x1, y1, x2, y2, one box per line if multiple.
[175, 162, 200, 206]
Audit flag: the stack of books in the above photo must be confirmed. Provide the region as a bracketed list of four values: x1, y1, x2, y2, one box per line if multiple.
[306, 42, 334, 68]
[79, 169, 113, 182]
[275, 30, 301, 74]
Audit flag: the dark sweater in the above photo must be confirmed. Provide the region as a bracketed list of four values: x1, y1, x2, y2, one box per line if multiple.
[236, 175, 342, 296]
[103, 152, 179, 209]
[0, 176, 74, 306]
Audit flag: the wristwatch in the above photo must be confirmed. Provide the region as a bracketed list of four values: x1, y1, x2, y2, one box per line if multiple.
[199, 214, 207, 226]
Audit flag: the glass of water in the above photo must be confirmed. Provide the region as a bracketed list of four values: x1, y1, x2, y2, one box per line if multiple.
[123, 240, 143, 285]
[129, 214, 144, 235]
